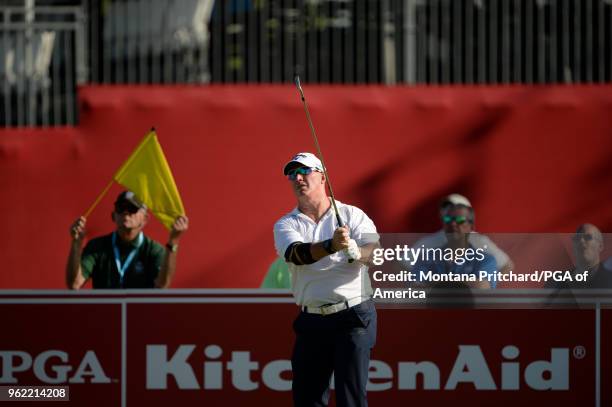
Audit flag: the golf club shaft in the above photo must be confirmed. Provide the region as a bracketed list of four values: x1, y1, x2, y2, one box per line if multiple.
[294, 76, 343, 228]
[294, 76, 355, 263]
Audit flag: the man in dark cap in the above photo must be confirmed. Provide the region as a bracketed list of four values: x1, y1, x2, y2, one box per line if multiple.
[66, 190, 189, 289]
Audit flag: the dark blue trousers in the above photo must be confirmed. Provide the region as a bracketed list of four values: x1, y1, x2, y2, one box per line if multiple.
[291, 299, 377, 407]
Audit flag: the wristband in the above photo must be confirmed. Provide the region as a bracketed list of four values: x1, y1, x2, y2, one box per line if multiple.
[322, 239, 337, 254]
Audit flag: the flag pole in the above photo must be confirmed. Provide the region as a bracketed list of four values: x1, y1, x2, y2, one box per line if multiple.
[83, 179, 114, 218]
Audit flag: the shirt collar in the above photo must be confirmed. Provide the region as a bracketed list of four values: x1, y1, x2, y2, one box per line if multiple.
[291, 199, 343, 222]
[115, 232, 144, 249]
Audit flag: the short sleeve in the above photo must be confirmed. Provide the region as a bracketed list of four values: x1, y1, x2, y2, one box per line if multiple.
[471, 234, 510, 269]
[273, 217, 305, 258]
[80, 240, 98, 279]
[486, 240, 510, 269]
[411, 259, 433, 282]
[149, 241, 165, 275]
[479, 254, 498, 288]
[346, 206, 379, 246]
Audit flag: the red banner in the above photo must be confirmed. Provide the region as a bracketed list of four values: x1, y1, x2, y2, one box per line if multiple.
[0, 291, 604, 406]
[1, 303, 122, 405]
[0, 85, 611, 289]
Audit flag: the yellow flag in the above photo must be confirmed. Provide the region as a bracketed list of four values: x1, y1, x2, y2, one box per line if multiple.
[113, 130, 185, 230]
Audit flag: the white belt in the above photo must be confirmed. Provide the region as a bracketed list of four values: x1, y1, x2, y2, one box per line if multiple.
[302, 297, 365, 316]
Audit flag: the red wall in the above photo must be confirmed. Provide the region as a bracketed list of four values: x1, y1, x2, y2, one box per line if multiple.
[0, 85, 611, 288]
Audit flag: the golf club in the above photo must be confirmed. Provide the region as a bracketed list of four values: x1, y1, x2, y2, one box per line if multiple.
[294, 75, 355, 262]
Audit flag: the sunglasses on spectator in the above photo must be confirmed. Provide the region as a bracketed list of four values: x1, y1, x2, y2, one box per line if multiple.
[573, 234, 594, 242]
[114, 202, 141, 214]
[442, 215, 471, 225]
[287, 167, 319, 181]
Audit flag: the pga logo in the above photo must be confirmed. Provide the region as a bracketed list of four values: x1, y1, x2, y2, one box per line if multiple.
[0, 350, 111, 384]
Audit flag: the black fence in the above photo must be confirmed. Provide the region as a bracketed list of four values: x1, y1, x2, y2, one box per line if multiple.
[208, 0, 405, 84]
[2, 0, 612, 127]
[83, 0, 612, 86]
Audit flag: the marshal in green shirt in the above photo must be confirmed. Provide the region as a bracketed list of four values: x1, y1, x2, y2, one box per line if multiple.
[81, 232, 165, 289]
[260, 257, 291, 289]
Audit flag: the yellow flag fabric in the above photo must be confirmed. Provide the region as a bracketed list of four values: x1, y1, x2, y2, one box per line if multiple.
[113, 130, 185, 230]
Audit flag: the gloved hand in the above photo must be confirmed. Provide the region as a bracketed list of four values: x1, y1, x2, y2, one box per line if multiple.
[345, 239, 361, 261]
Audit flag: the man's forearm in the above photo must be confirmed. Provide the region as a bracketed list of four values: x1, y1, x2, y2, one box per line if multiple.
[467, 279, 492, 289]
[158, 216, 189, 287]
[66, 241, 84, 289]
[499, 260, 514, 275]
[286, 241, 380, 265]
[156, 248, 178, 288]
[310, 240, 335, 262]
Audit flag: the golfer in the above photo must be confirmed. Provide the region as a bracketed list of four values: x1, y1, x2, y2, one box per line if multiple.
[273, 152, 379, 407]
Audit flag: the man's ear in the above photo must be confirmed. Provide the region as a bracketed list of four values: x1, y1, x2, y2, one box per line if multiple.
[141, 211, 150, 227]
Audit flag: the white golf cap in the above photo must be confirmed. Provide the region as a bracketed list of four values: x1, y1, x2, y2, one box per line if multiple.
[283, 152, 324, 175]
[441, 193, 472, 208]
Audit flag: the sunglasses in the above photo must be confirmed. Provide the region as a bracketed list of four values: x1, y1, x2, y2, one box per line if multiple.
[114, 202, 141, 214]
[287, 167, 318, 181]
[442, 215, 471, 225]
[573, 234, 594, 242]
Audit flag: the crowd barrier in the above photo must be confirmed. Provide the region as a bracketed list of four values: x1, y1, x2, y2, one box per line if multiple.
[1, 290, 610, 406]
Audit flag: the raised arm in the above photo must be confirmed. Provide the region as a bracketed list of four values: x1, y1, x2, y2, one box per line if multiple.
[155, 215, 189, 288]
[66, 216, 88, 289]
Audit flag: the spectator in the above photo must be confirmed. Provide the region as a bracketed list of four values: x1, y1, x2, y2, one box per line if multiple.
[260, 257, 291, 289]
[412, 202, 497, 289]
[548, 223, 611, 289]
[413, 193, 514, 275]
[66, 190, 188, 289]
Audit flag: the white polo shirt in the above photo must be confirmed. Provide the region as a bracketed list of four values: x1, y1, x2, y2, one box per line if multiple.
[273, 200, 379, 307]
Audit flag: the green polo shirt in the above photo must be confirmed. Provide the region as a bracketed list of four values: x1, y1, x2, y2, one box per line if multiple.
[81, 232, 165, 289]
[260, 257, 291, 289]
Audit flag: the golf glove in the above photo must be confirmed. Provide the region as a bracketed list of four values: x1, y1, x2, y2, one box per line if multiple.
[345, 239, 361, 261]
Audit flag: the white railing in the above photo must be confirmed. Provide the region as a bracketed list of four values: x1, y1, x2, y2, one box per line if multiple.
[1, 2, 86, 127]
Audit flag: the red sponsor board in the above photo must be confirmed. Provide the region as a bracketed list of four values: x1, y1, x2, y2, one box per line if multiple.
[0, 303, 121, 405]
[374, 308, 594, 405]
[0, 293, 603, 406]
[127, 302, 297, 405]
[602, 307, 612, 407]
